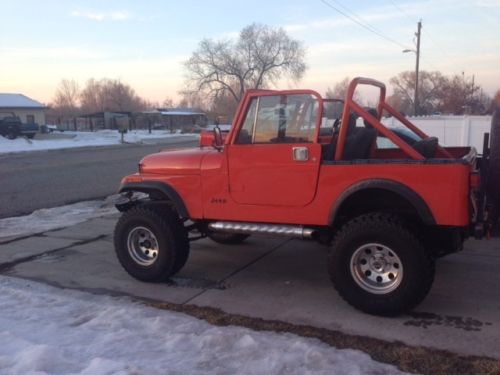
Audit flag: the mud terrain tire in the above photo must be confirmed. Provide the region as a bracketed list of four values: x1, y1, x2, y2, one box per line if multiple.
[114, 205, 189, 281]
[329, 213, 434, 316]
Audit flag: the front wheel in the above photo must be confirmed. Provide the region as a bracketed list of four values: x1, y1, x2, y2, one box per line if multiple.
[114, 205, 189, 282]
[329, 213, 434, 316]
[6, 127, 18, 140]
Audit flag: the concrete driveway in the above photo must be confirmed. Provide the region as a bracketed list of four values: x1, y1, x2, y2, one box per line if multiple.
[1, 215, 499, 364]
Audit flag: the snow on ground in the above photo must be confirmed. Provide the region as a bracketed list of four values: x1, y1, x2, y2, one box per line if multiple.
[0, 276, 405, 375]
[0, 130, 198, 154]
[0, 197, 118, 238]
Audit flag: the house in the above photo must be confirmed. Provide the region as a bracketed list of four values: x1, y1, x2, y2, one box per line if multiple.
[156, 108, 208, 131]
[134, 108, 208, 132]
[0, 93, 47, 125]
[78, 111, 131, 131]
[76, 107, 208, 132]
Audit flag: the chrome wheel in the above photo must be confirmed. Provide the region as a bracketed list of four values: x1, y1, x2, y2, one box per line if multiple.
[127, 226, 159, 266]
[350, 243, 403, 294]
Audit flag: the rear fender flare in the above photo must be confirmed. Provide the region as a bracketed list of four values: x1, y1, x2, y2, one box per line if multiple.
[328, 179, 436, 226]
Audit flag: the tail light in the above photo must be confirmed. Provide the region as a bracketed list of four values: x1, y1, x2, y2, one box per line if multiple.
[470, 172, 480, 189]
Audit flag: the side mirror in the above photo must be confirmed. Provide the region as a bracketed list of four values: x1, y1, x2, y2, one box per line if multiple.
[213, 125, 223, 151]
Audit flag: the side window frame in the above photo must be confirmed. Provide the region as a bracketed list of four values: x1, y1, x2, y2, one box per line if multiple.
[234, 92, 323, 145]
[235, 97, 260, 144]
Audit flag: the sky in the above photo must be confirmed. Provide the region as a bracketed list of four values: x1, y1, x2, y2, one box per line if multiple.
[1, 0, 499, 105]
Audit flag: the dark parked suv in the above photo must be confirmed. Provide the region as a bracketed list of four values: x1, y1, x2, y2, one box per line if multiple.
[0, 112, 22, 139]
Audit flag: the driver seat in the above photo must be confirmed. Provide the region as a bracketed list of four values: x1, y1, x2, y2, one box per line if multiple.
[343, 127, 377, 160]
[321, 113, 376, 161]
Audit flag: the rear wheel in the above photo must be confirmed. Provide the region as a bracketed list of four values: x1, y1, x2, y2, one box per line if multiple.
[114, 205, 189, 281]
[329, 213, 434, 316]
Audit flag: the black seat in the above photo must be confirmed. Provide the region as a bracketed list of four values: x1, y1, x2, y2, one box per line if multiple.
[322, 113, 376, 161]
[363, 108, 378, 129]
[346, 113, 358, 134]
[412, 136, 438, 158]
[321, 113, 356, 160]
[343, 128, 377, 160]
[321, 136, 337, 160]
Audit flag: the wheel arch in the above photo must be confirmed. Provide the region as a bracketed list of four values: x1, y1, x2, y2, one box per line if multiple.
[328, 179, 436, 227]
[118, 181, 189, 219]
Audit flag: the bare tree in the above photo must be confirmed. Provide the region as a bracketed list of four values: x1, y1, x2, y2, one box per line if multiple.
[53, 79, 80, 108]
[208, 89, 240, 123]
[80, 78, 102, 113]
[388, 71, 490, 115]
[489, 90, 500, 113]
[441, 74, 490, 114]
[143, 99, 160, 110]
[184, 23, 306, 104]
[325, 77, 362, 102]
[388, 71, 447, 115]
[80, 78, 147, 113]
[162, 97, 175, 108]
[178, 90, 207, 110]
[50, 79, 80, 126]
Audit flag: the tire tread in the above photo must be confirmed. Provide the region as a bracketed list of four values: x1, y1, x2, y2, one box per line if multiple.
[114, 205, 189, 281]
[329, 213, 434, 316]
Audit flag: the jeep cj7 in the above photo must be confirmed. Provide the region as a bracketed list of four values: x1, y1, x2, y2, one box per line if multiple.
[113, 77, 499, 316]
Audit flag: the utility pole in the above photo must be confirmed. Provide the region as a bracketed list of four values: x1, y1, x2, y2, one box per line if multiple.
[414, 20, 421, 116]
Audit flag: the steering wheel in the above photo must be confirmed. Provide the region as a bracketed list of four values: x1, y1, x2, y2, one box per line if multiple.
[333, 118, 340, 134]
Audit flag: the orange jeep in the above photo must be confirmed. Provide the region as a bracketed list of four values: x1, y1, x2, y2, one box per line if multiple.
[114, 77, 499, 316]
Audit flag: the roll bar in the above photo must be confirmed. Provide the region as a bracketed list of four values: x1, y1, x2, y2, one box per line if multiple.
[334, 77, 452, 160]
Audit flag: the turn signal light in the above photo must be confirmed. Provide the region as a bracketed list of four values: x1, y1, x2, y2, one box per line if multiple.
[124, 175, 143, 183]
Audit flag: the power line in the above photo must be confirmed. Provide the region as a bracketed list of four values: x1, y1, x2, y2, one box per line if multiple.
[388, 0, 414, 24]
[319, 0, 410, 50]
[388, 0, 454, 61]
[320, 0, 442, 72]
[330, 0, 400, 42]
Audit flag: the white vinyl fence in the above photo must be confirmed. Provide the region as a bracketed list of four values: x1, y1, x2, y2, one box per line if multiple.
[382, 115, 492, 152]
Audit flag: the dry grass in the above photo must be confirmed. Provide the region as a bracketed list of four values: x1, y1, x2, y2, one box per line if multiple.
[150, 301, 500, 375]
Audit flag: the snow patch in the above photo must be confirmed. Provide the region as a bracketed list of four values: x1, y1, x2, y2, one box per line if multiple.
[0, 197, 118, 238]
[0, 130, 198, 154]
[0, 276, 406, 375]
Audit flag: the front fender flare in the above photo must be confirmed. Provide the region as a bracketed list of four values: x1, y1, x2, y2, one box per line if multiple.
[118, 181, 189, 219]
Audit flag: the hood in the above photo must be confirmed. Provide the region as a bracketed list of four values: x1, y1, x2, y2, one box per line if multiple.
[140, 147, 213, 175]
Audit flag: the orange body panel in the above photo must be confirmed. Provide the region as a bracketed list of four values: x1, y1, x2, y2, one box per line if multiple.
[200, 153, 470, 226]
[227, 143, 322, 206]
[123, 77, 475, 229]
[128, 148, 470, 227]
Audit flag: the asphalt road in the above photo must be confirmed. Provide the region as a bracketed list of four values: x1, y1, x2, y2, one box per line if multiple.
[0, 138, 198, 218]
